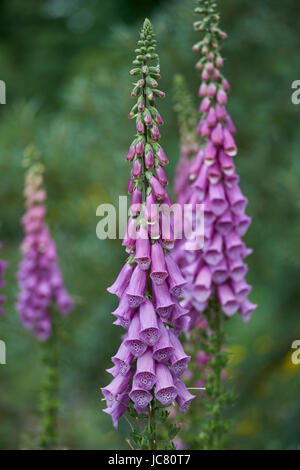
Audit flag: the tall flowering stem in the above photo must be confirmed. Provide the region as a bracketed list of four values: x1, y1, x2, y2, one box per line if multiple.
[102, 19, 194, 450]
[173, 0, 257, 449]
[16, 144, 73, 449]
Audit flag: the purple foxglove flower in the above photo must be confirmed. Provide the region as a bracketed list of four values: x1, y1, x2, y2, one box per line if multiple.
[152, 321, 174, 363]
[175, 379, 195, 413]
[145, 192, 159, 223]
[217, 284, 238, 317]
[224, 170, 239, 188]
[198, 119, 211, 137]
[139, 299, 160, 346]
[126, 145, 135, 161]
[239, 299, 257, 323]
[231, 279, 251, 303]
[164, 253, 187, 297]
[207, 82, 217, 97]
[156, 147, 169, 166]
[150, 242, 168, 285]
[228, 258, 248, 282]
[132, 159, 142, 178]
[199, 97, 210, 113]
[217, 89, 227, 105]
[111, 294, 135, 329]
[144, 111, 152, 126]
[234, 213, 252, 237]
[134, 349, 156, 390]
[130, 187, 142, 216]
[209, 181, 228, 215]
[219, 150, 235, 175]
[155, 165, 168, 186]
[195, 266, 212, 302]
[169, 330, 191, 377]
[126, 265, 147, 308]
[101, 371, 132, 408]
[104, 20, 193, 428]
[226, 185, 248, 215]
[204, 197, 216, 225]
[223, 128, 237, 156]
[149, 175, 166, 201]
[112, 342, 134, 376]
[136, 120, 144, 134]
[103, 394, 130, 429]
[124, 313, 147, 357]
[145, 149, 154, 168]
[215, 209, 233, 236]
[127, 177, 134, 194]
[155, 363, 177, 406]
[194, 163, 208, 200]
[224, 231, 244, 260]
[152, 281, 175, 320]
[199, 83, 207, 96]
[203, 233, 223, 266]
[215, 103, 227, 120]
[211, 123, 224, 146]
[208, 163, 221, 185]
[151, 124, 160, 141]
[203, 141, 217, 166]
[206, 108, 217, 127]
[107, 262, 134, 298]
[17, 149, 73, 339]
[129, 383, 152, 408]
[225, 115, 236, 134]
[135, 225, 151, 270]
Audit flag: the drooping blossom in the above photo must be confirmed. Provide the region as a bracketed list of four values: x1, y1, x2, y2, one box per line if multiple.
[0, 242, 7, 316]
[16, 145, 73, 341]
[102, 19, 194, 429]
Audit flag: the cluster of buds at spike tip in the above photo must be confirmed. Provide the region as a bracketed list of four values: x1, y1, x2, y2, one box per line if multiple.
[0, 242, 8, 316]
[102, 19, 194, 429]
[16, 145, 74, 341]
[173, 0, 257, 329]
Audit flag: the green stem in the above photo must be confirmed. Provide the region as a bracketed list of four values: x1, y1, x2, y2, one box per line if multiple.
[39, 314, 60, 450]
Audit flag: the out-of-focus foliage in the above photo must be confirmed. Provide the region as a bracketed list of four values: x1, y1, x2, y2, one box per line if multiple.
[0, 0, 299, 450]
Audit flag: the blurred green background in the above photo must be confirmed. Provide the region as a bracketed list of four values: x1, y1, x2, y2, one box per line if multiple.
[0, 0, 300, 450]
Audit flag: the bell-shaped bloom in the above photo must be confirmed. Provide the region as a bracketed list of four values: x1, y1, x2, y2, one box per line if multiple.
[134, 349, 156, 390]
[112, 342, 134, 376]
[150, 242, 168, 285]
[155, 363, 177, 406]
[126, 265, 147, 308]
[175, 379, 195, 414]
[228, 258, 248, 282]
[169, 330, 191, 377]
[130, 188, 143, 216]
[107, 262, 134, 298]
[124, 313, 147, 357]
[103, 394, 130, 429]
[226, 185, 248, 216]
[135, 225, 151, 271]
[149, 175, 166, 201]
[139, 299, 160, 346]
[101, 371, 132, 408]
